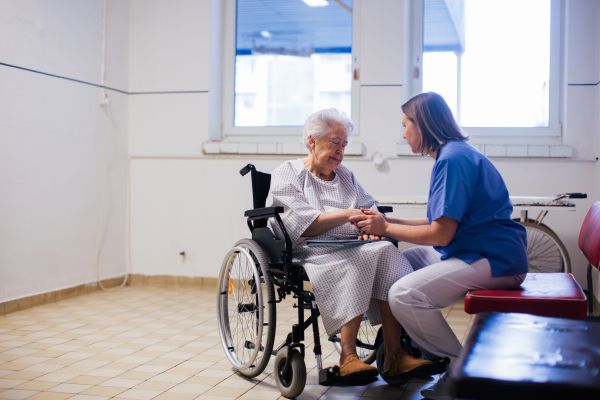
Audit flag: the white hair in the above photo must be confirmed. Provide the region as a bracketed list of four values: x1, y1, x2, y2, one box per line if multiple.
[302, 108, 355, 150]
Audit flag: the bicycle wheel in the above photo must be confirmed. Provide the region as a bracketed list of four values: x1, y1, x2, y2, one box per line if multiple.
[516, 220, 571, 273]
[332, 314, 380, 365]
[216, 239, 276, 378]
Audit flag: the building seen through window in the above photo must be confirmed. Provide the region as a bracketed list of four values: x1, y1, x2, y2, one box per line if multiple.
[234, 0, 353, 127]
[422, 0, 551, 128]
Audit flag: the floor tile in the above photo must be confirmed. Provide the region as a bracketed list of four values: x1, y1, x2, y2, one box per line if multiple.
[80, 386, 126, 397]
[167, 383, 212, 395]
[114, 389, 162, 400]
[26, 392, 74, 400]
[0, 389, 39, 399]
[98, 378, 143, 389]
[152, 393, 197, 400]
[12, 380, 59, 391]
[47, 383, 92, 394]
[0, 287, 474, 400]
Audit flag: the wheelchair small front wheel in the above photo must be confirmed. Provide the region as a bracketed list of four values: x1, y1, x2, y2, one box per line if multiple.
[216, 239, 276, 378]
[274, 347, 306, 399]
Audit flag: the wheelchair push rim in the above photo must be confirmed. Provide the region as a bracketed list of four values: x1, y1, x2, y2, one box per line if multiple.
[216, 246, 264, 371]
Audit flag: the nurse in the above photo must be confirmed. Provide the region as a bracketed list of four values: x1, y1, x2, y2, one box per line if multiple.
[350, 92, 528, 400]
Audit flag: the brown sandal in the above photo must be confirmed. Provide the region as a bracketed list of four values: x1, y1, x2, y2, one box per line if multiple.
[339, 353, 378, 378]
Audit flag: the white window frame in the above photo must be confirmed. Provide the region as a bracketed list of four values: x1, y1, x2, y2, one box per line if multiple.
[404, 0, 564, 141]
[220, 0, 362, 141]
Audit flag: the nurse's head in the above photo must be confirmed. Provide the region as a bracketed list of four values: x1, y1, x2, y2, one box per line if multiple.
[401, 92, 468, 157]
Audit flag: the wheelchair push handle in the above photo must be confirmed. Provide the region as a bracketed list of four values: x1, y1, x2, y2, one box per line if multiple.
[555, 192, 587, 200]
[564, 193, 587, 199]
[240, 164, 256, 176]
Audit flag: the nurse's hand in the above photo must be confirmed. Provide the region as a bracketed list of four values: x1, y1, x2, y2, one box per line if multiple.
[350, 209, 388, 237]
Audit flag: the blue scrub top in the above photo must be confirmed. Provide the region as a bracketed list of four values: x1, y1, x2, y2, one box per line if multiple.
[427, 140, 528, 277]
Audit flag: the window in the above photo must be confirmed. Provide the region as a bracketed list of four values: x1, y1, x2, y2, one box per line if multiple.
[222, 0, 355, 136]
[409, 0, 561, 138]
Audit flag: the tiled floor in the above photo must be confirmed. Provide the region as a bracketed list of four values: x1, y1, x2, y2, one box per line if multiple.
[0, 287, 474, 400]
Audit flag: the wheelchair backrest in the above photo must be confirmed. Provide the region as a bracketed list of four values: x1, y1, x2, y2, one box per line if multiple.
[241, 164, 272, 229]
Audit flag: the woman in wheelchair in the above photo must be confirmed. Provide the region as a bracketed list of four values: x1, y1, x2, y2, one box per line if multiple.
[266, 108, 435, 383]
[351, 93, 528, 400]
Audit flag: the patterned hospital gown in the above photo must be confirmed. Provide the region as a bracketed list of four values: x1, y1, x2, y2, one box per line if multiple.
[266, 159, 413, 335]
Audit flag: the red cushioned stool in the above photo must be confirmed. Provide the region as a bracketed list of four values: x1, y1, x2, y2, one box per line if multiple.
[464, 273, 587, 319]
[580, 201, 600, 316]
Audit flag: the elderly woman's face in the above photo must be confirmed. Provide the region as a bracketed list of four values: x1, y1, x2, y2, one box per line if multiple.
[309, 124, 348, 171]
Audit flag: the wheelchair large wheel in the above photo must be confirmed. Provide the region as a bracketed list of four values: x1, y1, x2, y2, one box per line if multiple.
[274, 347, 306, 399]
[216, 239, 276, 378]
[332, 315, 380, 365]
[515, 219, 571, 273]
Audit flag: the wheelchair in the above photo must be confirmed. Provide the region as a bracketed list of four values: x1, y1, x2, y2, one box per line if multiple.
[216, 164, 444, 398]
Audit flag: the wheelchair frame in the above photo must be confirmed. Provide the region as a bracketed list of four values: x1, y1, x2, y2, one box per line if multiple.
[216, 164, 438, 398]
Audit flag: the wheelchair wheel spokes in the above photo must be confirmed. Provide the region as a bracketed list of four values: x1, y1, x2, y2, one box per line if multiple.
[218, 246, 263, 371]
[520, 221, 570, 273]
[332, 314, 380, 365]
[217, 239, 276, 378]
[356, 320, 380, 364]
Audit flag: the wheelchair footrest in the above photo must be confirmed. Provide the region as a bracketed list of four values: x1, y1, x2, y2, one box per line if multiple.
[318, 366, 378, 387]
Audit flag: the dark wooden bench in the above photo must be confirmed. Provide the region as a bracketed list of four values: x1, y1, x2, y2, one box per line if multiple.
[453, 312, 600, 400]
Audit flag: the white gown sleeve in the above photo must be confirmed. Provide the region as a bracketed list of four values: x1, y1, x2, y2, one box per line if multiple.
[349, 169, 379, 211]
[266, 163, 321, 247]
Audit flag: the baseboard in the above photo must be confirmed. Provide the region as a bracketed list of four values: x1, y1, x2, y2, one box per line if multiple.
[128, 274, 217, 288]
[0, 274, 218, 317]
[0, 276, 128, 317]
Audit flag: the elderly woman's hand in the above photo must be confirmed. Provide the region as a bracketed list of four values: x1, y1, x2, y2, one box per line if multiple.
[358, 233, 386, 241]
[350, 209, 389, 237]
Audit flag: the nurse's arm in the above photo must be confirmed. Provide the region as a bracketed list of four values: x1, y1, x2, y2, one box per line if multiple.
[383, 216, 458, 246]
[384, 217, 429, 226]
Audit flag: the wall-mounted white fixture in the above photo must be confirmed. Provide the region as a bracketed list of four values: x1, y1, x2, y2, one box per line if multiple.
[372, 152, 385, 167]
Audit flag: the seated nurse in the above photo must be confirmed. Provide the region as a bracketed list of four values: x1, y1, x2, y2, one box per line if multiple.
[350, 92, 528, 400]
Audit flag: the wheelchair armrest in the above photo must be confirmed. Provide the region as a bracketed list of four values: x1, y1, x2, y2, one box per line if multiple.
[377, 206, 393, 214]
[244, 206, 284, 221]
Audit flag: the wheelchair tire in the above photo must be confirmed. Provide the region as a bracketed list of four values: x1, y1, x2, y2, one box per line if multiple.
[274, 347, 306, 399]
[216, 239, 276, 378]
[332, 316, 380, 365]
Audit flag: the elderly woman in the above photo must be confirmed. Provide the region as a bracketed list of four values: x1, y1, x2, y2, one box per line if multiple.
[266, 108, 431, 382]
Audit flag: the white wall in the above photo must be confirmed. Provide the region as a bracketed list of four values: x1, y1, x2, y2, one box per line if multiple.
[128, 0, 600, 289]
[0, 0, 129, 303]
[2, 0, 598, 302]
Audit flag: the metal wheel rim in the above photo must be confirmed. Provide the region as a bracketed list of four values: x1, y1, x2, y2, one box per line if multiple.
[234, 240, 274, 376]
[524, 225, 566, 273]
[277, 357, 293, 387]
[216, 246, 264, 370]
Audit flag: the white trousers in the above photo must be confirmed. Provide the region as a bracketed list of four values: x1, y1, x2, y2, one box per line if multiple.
[388, 246, 526, 369]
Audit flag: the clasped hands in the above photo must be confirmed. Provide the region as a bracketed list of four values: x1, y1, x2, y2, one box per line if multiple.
[350, 208, 388, 240]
